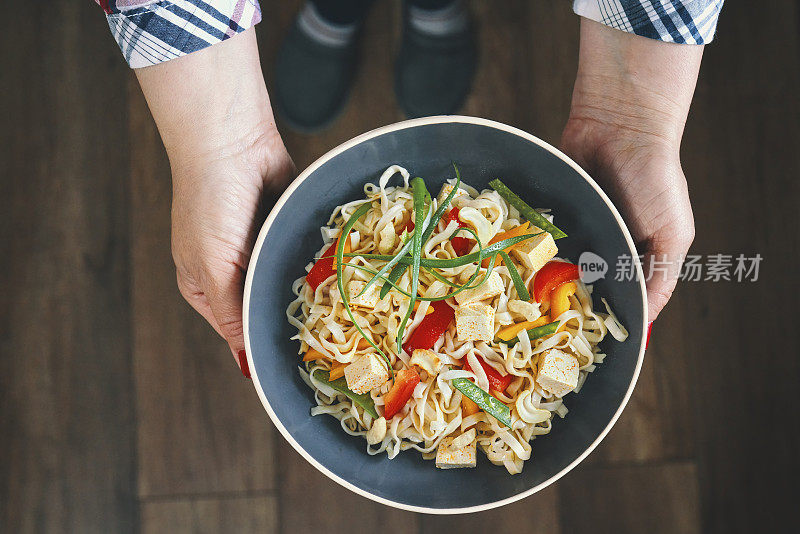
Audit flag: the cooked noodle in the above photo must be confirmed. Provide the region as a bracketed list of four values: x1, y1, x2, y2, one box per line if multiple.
[286, 165, 627, 474]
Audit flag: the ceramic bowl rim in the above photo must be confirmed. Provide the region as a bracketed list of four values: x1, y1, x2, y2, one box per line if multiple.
[243, 115, 648, 514]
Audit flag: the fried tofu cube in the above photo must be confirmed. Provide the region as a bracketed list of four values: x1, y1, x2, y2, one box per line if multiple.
[344, 353, 390, 394]
[455, 303, 495, 342]
[435, 436, 477, 469]
[511, 231, 558, 272]
[347, 280, 380, 309]
[410, 349, 443, 376]
[454, 270, 505, 306]
[437, 183, 470, 205]
[535, 348, 579, 398]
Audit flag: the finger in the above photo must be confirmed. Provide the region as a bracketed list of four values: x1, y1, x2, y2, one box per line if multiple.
[641, 226, 694, 321]
[202, 263, 248, 360]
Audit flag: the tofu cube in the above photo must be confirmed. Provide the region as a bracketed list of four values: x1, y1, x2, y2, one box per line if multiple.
[511, 231, 558, 272]
[410, 349, 443, 376]
[347, 280, 380, 309]
[437, 183, 469, 205]
[344, 353, 390, 394]
[435, 436, 477, 469]
[455, 303, 495, 342]
[535, 349, 579, 398]
[454, 270, 505, 306]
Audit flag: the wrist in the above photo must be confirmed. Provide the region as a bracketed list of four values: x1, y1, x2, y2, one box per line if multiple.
[135, 29, 285, 183]
[568, 18, 704, 149]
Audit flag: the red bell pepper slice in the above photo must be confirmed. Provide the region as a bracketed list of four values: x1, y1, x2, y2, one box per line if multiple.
[402, 218, 415, 234]
[306, 238, 340, 291]
[464, 355, 513, 393]
[444, 208, 472, 256]
[532, 261, 580, 303]
[383, 368, 421, 418]
[401, 300, 455, 355]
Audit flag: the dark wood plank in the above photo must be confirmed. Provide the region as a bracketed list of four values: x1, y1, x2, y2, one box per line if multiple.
[0, 2, 137, 532]
[276, 446, 418, 534]
[127, 79, 277, 497]
[141, 495, 278, 534]
[420, 485, 560, 534]
[559, 462, 701, 534]
[676, 1, 800, 531]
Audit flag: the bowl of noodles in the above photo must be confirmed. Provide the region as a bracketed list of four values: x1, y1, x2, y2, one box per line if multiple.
[243, 116, 647, 513]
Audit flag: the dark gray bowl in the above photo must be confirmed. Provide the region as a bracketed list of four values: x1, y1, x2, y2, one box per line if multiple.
[243, 116, 647, 513]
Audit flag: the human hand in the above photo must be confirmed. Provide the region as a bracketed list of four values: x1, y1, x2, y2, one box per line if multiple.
[561, 19, 704, 321]
[135, 29, 294, 372]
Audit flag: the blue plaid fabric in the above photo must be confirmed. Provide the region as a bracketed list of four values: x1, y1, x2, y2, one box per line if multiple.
[102, 0, 261, 68]
[573, 0, 724, 44]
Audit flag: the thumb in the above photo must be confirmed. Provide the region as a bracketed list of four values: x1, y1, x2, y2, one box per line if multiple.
[640, 224, 694, 321]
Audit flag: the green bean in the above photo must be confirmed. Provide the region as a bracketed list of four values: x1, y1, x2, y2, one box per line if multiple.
[489, 178, 567, 239]
[312, 369, 378, 419]
[497, 320, 560, 345]
[452, 378, 512, 428]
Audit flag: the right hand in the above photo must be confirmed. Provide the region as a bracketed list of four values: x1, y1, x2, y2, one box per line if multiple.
[135, 28, 295, 372]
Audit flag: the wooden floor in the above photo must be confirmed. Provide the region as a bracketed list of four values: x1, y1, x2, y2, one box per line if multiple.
[1, 1, 798, 533]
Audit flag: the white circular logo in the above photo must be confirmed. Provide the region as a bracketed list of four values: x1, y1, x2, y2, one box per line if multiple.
[578, 251, 608, 284]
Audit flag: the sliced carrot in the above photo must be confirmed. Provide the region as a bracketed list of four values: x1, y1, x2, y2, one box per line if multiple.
[481, 222, 531, 268]
[495, 316, 550, 342]
[328, 361, 347, 380]
[461, 396, 480, 417]
[302, 348, 329, 362]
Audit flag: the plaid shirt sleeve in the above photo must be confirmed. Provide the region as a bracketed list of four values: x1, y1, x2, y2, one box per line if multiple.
[573, 0, 724, 44]
[96, 0, 262, 68]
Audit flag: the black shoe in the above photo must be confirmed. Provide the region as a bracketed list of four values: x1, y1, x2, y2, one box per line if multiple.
[273, 20, 359, 133]
[394, 12, 476, 118]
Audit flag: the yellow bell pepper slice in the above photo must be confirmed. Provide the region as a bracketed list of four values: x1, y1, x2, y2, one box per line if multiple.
[550, 281, 577, 330]
[496, 315, 550, 342]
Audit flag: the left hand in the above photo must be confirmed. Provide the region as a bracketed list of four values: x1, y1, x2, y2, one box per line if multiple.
[561, 117, 694, 321]
[561, 19, 704, 321]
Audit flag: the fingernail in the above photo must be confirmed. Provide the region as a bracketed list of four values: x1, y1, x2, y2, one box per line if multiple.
[646, 321, 653, 349]
[238, 350, 251, 379]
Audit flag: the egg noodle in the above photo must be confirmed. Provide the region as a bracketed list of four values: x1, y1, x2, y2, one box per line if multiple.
[286, 165, 628, 474]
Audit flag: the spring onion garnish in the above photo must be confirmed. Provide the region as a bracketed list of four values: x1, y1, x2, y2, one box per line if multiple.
[335, 203, 394, 379]
[379, 163, 463, 299]
[344, 232, 543, 268]
[489, 179, 567, 239]
[497, 320, 560, 345]
[354, 204, 430, 299]
[313, 369, 379, 419]
[395, 177, 428, 354]
[451, 377, 512, 428]
[341, 225, 495, 303]
[499, 250, 530, 301]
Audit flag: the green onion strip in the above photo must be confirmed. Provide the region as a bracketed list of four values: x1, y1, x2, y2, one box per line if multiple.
[335, 203, 394, 380]
[395, 177, 428, 353]
[344, 232, 543, 268]
[379, 163, 464, 299]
